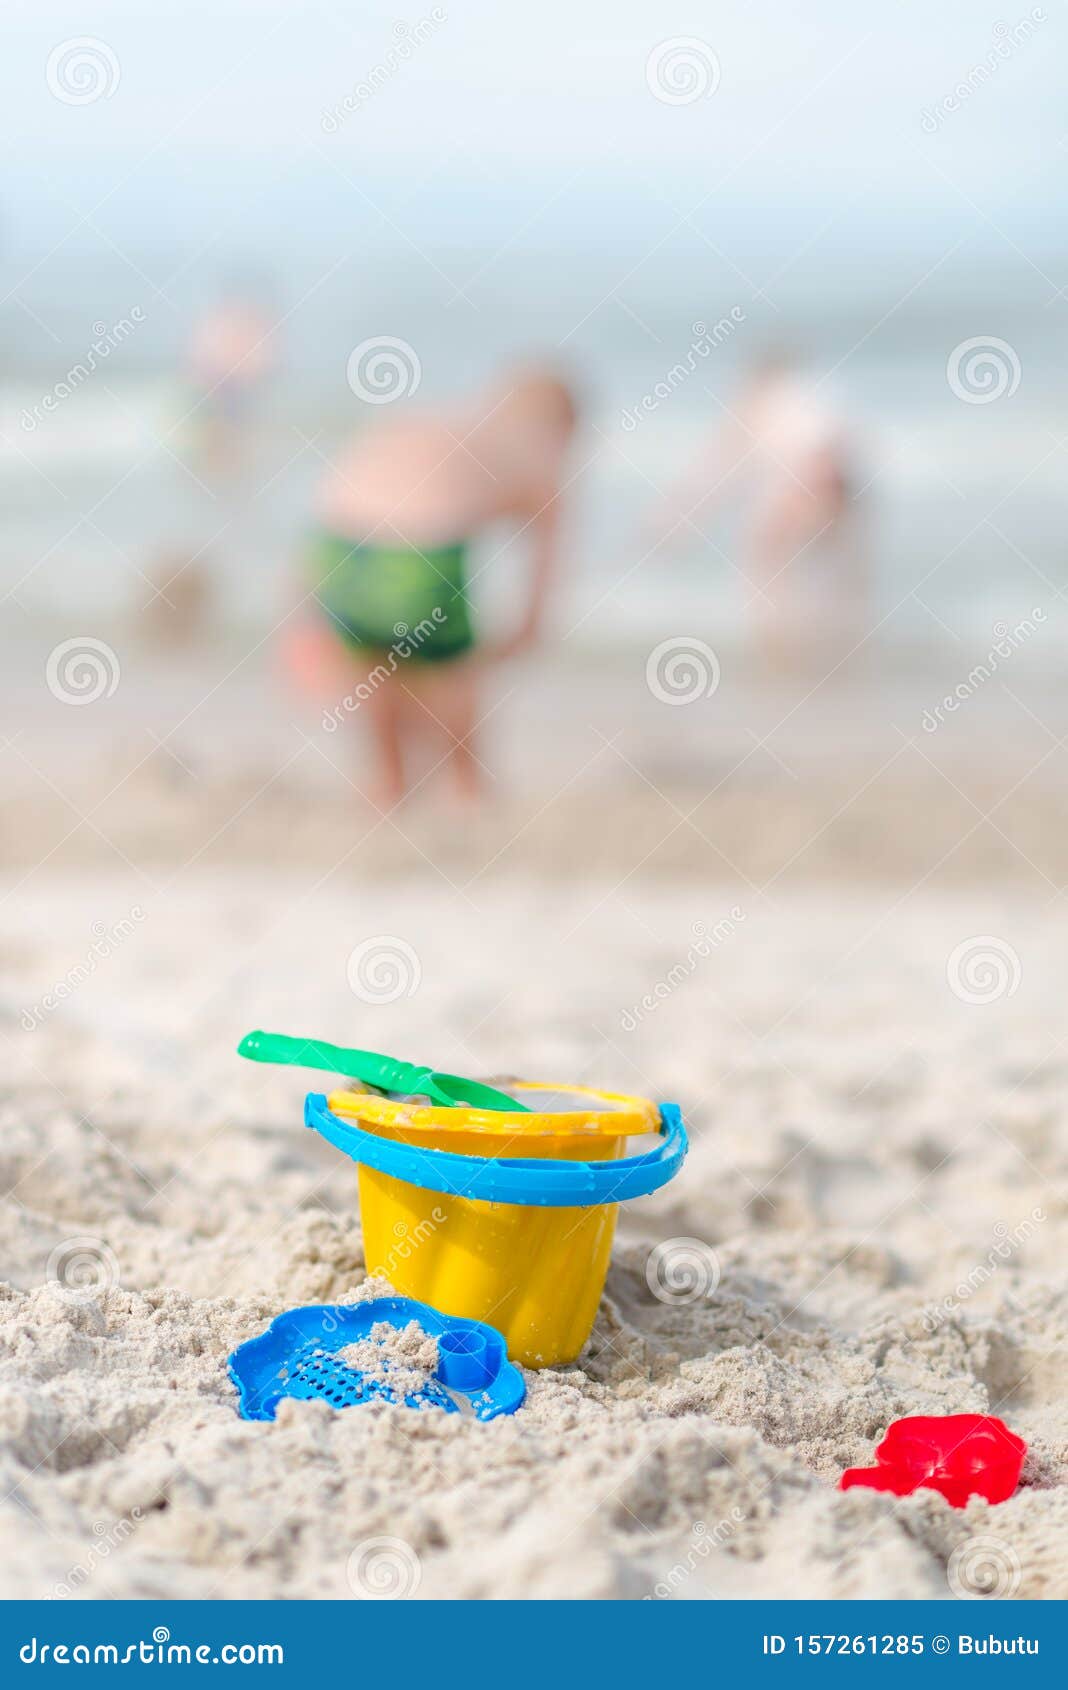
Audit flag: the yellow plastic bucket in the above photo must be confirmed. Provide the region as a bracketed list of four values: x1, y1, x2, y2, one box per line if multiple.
[304, 1085, 685, 1369]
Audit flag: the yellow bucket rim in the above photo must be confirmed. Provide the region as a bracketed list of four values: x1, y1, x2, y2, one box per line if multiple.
[326, 1080, 659, 1138]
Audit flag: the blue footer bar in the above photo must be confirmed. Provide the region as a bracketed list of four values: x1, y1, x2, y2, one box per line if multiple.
[1, 1600, 1060, 1681]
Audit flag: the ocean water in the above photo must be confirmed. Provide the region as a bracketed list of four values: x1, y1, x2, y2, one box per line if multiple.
[1, 245, 1064, 653]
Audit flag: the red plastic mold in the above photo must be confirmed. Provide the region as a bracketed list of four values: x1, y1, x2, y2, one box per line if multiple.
[840, 1414, 1026, 1508]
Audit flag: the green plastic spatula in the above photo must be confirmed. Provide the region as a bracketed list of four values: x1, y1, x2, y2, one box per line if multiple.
[237, 1030, 528, 1112]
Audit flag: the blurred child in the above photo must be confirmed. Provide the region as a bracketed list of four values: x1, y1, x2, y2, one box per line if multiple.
[186, 287, 275, 475]
[297, 365, 577, 807]
[656, 351, 866, 669]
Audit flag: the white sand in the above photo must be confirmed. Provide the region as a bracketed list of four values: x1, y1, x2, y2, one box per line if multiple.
[1, 867, 1065, 1600]
[335, 1319, 440, 1398]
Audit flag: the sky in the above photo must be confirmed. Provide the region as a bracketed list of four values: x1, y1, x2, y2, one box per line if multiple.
[2, 0, 1063, 294]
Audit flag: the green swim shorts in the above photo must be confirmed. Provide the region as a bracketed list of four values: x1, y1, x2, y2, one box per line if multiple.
[308, 531, 474, 661]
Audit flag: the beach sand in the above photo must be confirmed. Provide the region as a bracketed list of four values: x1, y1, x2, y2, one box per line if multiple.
[1, 644, 1066, 1601]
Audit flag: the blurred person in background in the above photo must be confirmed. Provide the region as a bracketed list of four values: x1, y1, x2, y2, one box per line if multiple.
[184, 281, 276, 477]
[287, 363, 578, 809]
[655, 349, 867, 671]
[136, 280, 279, 647]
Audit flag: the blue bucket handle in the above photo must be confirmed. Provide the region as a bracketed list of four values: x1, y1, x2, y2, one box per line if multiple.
[304, 1093, 687, 1209]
